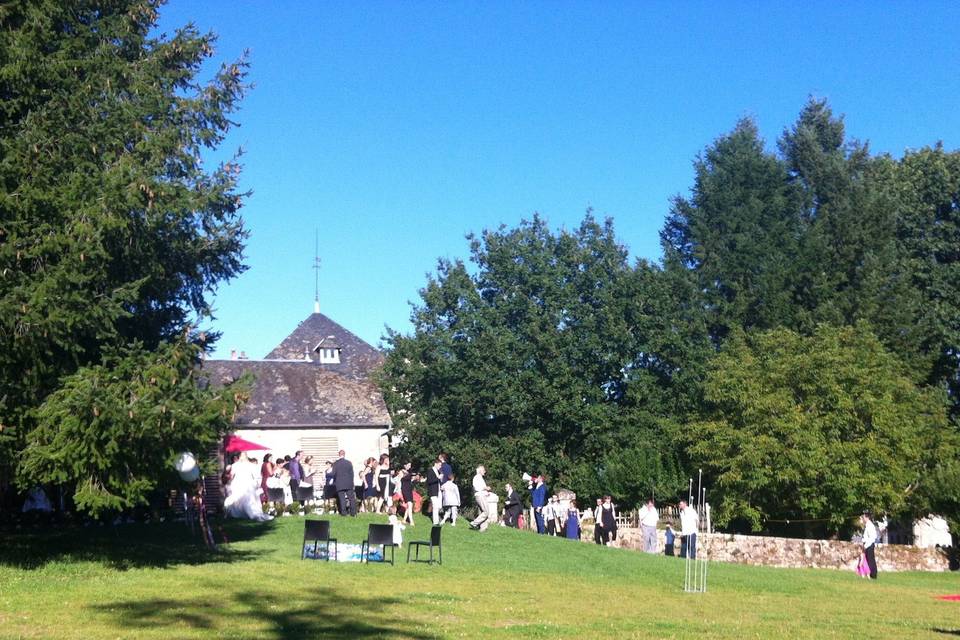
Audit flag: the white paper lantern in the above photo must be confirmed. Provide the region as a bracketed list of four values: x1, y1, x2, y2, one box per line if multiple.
[175, 451, 200, 482]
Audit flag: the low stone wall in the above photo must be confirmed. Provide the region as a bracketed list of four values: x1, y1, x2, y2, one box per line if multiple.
[608, 527, 952, 572]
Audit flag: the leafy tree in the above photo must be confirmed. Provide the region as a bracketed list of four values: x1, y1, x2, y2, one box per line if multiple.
[661, 118, 803, 344]
[779, 100, 926, 368]
[684, 324, 954, 533]
[894, 146, 960, 415]
[19, 338, 247, 514]
[380, 214, 688, 505]
[0, 1, 248, 509]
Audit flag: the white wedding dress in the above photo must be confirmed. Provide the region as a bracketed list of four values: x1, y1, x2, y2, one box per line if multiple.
[224, 458, 273, 521]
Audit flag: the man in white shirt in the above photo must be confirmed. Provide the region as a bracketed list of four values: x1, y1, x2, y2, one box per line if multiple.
[542, 498, 555, 535]
[469, 465, 491, 531]
[861, 511, 878, 580]
[678, 500, 699, 559]
[639, 499, 659, 553]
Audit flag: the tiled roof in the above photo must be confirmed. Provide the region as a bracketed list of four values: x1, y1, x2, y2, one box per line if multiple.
[203, 359, 391, 428]
[265, 312, 383, 381]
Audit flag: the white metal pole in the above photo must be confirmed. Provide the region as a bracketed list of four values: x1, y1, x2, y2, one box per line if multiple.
[701, 487, 708, 592]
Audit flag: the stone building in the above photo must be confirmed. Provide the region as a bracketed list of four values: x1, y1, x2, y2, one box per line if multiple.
[203, 310, 392, 476]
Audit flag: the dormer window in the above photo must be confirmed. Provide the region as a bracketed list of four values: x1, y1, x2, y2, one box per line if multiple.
[318, 347, 340, 363]
[313, 337, 341, 364]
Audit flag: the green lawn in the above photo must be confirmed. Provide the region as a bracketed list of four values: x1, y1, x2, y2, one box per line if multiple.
[0, 514, 956, 639]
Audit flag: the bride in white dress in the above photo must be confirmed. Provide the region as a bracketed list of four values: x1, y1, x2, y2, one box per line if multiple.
[224, 453, 273, 521]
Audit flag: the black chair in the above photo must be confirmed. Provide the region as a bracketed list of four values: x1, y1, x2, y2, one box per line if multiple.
[407, 524, 443, 565]
[302, 519, 337, 561]
[360, 523, 396, 565]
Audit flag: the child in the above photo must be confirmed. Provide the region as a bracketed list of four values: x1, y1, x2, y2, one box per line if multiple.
[441, 473, 461, 526]
[665, 523, 675, 557]
[388, 506, 405, 546]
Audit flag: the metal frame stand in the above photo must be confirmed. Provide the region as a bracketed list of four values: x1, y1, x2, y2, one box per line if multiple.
[683, 470, 708, 593]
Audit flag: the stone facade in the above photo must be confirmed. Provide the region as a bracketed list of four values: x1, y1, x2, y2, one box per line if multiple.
[611, 528, 952, 572]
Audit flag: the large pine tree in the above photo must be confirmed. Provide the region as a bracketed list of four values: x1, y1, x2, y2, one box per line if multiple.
[0, 1, 248, 512]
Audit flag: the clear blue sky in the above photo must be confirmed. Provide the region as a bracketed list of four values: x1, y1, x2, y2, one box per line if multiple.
[157, 1, 960, 358]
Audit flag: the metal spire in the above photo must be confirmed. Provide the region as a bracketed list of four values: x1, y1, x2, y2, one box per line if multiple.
[313, 229, 321, 314]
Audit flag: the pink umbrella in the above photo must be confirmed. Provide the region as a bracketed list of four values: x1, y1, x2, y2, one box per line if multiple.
[224, 434, 268, 452]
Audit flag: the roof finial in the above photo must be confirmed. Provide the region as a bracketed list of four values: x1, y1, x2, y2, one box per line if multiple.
[313, 229, 321, 314]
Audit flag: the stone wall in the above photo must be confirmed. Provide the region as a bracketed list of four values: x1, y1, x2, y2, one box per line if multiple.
[609, 527, 952, 572]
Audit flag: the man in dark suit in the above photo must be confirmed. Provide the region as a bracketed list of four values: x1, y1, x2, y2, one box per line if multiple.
[529, 475, 548, 534]
[332, 449, 356, 516]
[426, 459, 443, 525]
[503, 483, 522, 528]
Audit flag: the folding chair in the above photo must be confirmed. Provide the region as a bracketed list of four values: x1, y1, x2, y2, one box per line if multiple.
[361, 523, 396, 565]
[407, 524, 442, 565]
[302, 519, 337, 561]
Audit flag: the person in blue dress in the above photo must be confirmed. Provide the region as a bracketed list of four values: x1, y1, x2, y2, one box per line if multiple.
[565, 499, 581, 540]
[362, 457, 378, 513]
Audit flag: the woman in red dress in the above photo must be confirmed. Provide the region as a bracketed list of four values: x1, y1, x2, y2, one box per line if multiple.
[260, 453, 275, 503]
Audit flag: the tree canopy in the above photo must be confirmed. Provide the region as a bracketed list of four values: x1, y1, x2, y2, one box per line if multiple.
[380, 214, 692, 505]
[0, 1, 248, 513]
[684, 324, 954, 533]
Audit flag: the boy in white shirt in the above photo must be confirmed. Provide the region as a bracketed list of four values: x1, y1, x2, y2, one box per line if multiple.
[440, 474, 461, 526]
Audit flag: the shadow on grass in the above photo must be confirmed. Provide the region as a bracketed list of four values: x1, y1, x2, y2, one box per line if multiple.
[91, 588, 438, 639]
[933, 630, 960, 637]
[0, 519, 273, 570]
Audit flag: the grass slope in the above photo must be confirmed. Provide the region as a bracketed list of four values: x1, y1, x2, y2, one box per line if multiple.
[0, 514, 957, 639]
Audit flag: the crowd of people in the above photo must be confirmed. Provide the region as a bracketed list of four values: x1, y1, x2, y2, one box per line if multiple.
[223, 449, 705, 561]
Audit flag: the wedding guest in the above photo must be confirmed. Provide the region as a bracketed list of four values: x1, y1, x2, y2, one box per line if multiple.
[469, 465, 492, 531]
[639, 499, 659, 553]
[597, 495, 618, 546]
[361, 458, 378, 513]
[665, 523, 676, 556]
[565, 499, 581, 540]
[503, 483, 522, 528]
[259, 454, 275, 504]
[439, 452, 453, 483]
[298, 455, 316, 505]
[426, 458, 444, 525]
[322, 460, 336, 514]
[861, 511, 879, 580]
[332, 449, 356, 516]
[399, 467, 415, 526]
[441, 473, 461, 526]
[388, 505, 406, 546]
[679, 500, 698, 559]
[592, 499, 603, 544]
[529, 475, 547, 534]
[543, 497, 556, 536]
[375, 453, 392, 513]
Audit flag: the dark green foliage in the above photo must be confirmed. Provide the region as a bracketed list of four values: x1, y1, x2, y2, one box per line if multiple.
[661, 118, 803, 343]
[380, 214, 688, 504]
[685, 324, 954, 532]
[893, 146, 960, 413]
[0, 1, 248, 510]
[20, 339, 248, 514]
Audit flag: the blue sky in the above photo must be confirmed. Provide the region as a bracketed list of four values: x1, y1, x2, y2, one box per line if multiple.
[157, 1, 960, 358]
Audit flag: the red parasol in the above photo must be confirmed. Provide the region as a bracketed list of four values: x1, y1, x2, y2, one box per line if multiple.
[224, 434, 269, 452]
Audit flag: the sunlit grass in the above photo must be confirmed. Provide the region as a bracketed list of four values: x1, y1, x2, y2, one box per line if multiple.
[0, 514, 956, 639]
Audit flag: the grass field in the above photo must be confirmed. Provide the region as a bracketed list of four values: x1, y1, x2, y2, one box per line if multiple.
[0, 513, 957, 639]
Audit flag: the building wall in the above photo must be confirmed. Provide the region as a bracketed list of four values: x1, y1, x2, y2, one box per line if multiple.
[233, 427, 389, 474]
